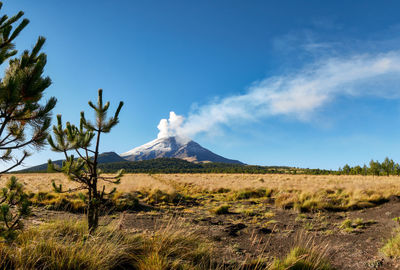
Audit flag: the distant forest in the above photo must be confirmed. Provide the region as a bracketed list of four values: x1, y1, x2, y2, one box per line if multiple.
[15, 157, 400, 176]
[338, 157, 400, 176]
[16, 158, 330, 174]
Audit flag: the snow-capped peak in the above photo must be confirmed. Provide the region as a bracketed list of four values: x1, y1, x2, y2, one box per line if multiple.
[120, 136, 191, 157]
[120, 135, 243, 164]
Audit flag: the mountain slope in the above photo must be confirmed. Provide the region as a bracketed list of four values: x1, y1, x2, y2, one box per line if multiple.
[121, 136, 243, 164]
[18, 152, 126, 172]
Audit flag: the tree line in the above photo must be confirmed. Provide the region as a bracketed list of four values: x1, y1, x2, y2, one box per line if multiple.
[339, 157, 400, 176]
[97, 158, 294, 174]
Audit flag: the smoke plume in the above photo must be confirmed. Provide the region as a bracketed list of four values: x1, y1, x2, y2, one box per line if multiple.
[157, 51, 400, 139]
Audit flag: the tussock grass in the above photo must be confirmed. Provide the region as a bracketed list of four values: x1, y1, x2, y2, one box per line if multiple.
[338, 218, 376, 233]
[269, 234, 333, 270]
[30, 192, 87, 212]
[25, 173, 397, 213]
[212, 205, 230, 215]
[140, 189, 195, 205]
[0, 217, 335, 270]
[237, 233, 333, 270]
[29, 191, 140, 213]
[228, 188, 273, 201]
[29, 189, 194, 214]
[270, 246, 333, 270]
[273, 189, 388, 212]
[28, 174, 400, 212]
[12, 173, 400, 213]
[382, 230, 400, 258]
[0, 219, 142, 269]
[139, 220, 213, 269]
[0, 218, 214, 270]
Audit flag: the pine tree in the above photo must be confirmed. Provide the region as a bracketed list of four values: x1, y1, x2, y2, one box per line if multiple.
[362, 164, 368, 176]
[342, 164, 351, 175]
[0, 4, 56, 173]
[395, 163, 400, 176]
[369, 160, 381, 176]
[0, 2, 56, 240]
[48, 89, 123, 233]
[0, 176, 30, 241]
[381, 157, 394, 176]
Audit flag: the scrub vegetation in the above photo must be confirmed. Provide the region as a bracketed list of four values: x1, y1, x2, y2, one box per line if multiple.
[1, 172, 400, 269]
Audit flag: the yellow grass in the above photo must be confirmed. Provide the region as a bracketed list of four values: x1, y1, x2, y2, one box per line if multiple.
[9, 173, 400, 196]
[9, 173, 400, 212]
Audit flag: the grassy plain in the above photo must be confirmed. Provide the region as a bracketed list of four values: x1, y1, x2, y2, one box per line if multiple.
[4, 173, 400, 269]
[18, 173, 400, 212]
[15, 173, 400, 194]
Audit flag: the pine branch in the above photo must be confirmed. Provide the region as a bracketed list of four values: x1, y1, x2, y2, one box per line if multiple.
[0, 151, 29, 174]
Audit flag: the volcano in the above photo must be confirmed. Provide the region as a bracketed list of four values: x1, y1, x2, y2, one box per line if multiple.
[121, 136, 243, 164]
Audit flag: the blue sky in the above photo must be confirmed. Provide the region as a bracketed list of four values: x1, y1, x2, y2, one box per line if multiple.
[4, 0, 400, 169]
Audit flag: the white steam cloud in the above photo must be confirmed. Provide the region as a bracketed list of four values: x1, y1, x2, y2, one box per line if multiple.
[157, 112, 184, 138]
[157, 51, 400, 139]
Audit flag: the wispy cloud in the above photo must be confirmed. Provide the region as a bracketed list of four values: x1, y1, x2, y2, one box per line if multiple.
[158, 51, 400, 139]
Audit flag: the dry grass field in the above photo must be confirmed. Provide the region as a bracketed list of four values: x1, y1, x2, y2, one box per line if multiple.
[16, 173, 400, 212]
[4, 173, 400, 269]
[14, 173, 400, 194]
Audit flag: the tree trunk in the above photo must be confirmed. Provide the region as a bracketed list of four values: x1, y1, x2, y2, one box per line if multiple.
[88, 199, 96, 234]
[88, 202, 99, 233]
[87, 185, 99, 234]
